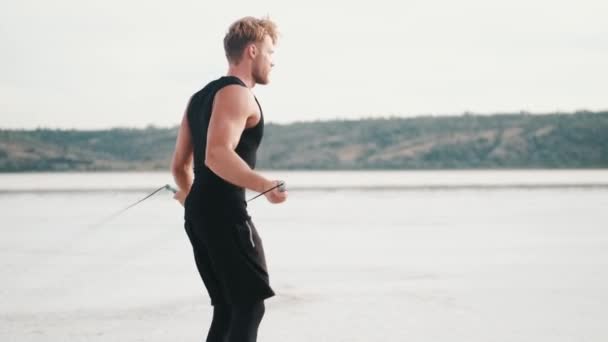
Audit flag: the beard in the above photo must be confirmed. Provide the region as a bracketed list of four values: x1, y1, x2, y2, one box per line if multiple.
[252, 63, 270, 85]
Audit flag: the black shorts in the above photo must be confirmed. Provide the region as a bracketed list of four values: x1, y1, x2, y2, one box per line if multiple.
[184, 215, 275, 306]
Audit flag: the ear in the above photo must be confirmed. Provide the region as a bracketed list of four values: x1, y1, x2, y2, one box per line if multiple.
[247, 44, 258, 59]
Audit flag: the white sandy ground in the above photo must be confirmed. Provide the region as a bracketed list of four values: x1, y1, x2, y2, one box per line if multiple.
[1, 179, 608, 341]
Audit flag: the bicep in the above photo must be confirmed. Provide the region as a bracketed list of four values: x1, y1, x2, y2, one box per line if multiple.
[207, 86, 249, 152]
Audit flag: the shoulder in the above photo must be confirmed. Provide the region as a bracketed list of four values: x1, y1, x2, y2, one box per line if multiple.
[214, 84, 255, 111]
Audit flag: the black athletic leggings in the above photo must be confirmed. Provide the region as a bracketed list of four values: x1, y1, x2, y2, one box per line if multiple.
[206, 301, 265, 342]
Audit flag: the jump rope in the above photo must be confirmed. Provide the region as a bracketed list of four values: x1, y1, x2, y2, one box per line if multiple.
[90, 181, 286, 228]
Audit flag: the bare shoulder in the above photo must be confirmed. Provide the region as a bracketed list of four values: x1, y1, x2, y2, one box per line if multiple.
[212, 85, 259, 128]
[214, 85, 255, 112]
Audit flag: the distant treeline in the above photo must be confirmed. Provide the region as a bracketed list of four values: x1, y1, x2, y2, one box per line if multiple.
[1, 111, 607, 172]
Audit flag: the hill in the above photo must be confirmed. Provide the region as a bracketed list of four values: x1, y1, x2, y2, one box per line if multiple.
[1, 111, 607, 171]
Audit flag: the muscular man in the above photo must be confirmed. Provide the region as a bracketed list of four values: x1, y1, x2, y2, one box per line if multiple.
[170, 16, 287, 342]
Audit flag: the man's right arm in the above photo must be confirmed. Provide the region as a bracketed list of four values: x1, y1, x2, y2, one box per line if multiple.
[205, 85, 274, 194]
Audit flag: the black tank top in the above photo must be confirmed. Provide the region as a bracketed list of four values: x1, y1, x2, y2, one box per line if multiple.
[184, 76, 264, 223]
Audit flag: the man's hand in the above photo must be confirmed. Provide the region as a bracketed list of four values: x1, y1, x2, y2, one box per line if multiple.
[263, 180, 288, 204]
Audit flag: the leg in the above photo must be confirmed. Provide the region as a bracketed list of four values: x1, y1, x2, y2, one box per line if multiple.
[184, 220, 232, 340]
[184, 219, 227, 305]
[226, 301, 266, 342]
[206, 305, 232, 342]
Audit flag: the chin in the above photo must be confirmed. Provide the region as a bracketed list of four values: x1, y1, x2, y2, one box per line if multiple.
[253, 71, 271, 85]
[256, 78, 270, 85]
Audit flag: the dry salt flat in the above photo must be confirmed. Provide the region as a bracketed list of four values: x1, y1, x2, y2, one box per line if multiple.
[1, 170, 608, 341]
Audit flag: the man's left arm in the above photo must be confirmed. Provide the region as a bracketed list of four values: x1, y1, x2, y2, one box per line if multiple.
[170, 107, 194, 205]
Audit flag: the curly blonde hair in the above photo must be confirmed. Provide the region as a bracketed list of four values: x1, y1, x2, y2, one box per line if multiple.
[223, 16, 278, 64]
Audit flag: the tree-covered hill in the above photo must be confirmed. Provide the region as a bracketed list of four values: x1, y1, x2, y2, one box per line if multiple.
[1, 111, 607, 172]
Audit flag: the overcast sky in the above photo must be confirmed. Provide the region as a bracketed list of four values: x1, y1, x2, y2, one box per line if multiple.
[1, 0, 607, 129]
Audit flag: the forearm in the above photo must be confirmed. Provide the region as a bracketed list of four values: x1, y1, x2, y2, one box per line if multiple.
[206, 148, 268, 193]
[172, 166, 194, 193]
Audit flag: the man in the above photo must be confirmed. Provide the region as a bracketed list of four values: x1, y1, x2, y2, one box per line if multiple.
[170, 16, 287, 342]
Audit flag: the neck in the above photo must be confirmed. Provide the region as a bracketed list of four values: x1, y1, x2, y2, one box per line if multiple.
[227, 65, 255, 88]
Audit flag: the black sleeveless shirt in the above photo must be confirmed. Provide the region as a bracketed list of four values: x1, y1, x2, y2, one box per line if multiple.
[184, 76, 264, 223]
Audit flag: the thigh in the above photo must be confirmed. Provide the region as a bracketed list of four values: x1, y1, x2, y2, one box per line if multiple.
[184, 219, 228, 306]
[233, 218, 270, 274]
[202, 218, 275, 305]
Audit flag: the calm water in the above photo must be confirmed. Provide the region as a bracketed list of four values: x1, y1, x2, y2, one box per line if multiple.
[1, 170, 608, 341]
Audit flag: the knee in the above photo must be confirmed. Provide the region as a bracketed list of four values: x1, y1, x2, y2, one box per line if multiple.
[225, 301, 266, 342]
[214, 304, 232, 322]
[251, 301, 265, 320]
[233, 301, 265, 322]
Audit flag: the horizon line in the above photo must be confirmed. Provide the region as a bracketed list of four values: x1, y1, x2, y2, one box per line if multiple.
[1, 109, 606, 132]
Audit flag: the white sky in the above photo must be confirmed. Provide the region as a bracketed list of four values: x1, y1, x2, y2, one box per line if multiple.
[1, 0, 607, 129]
